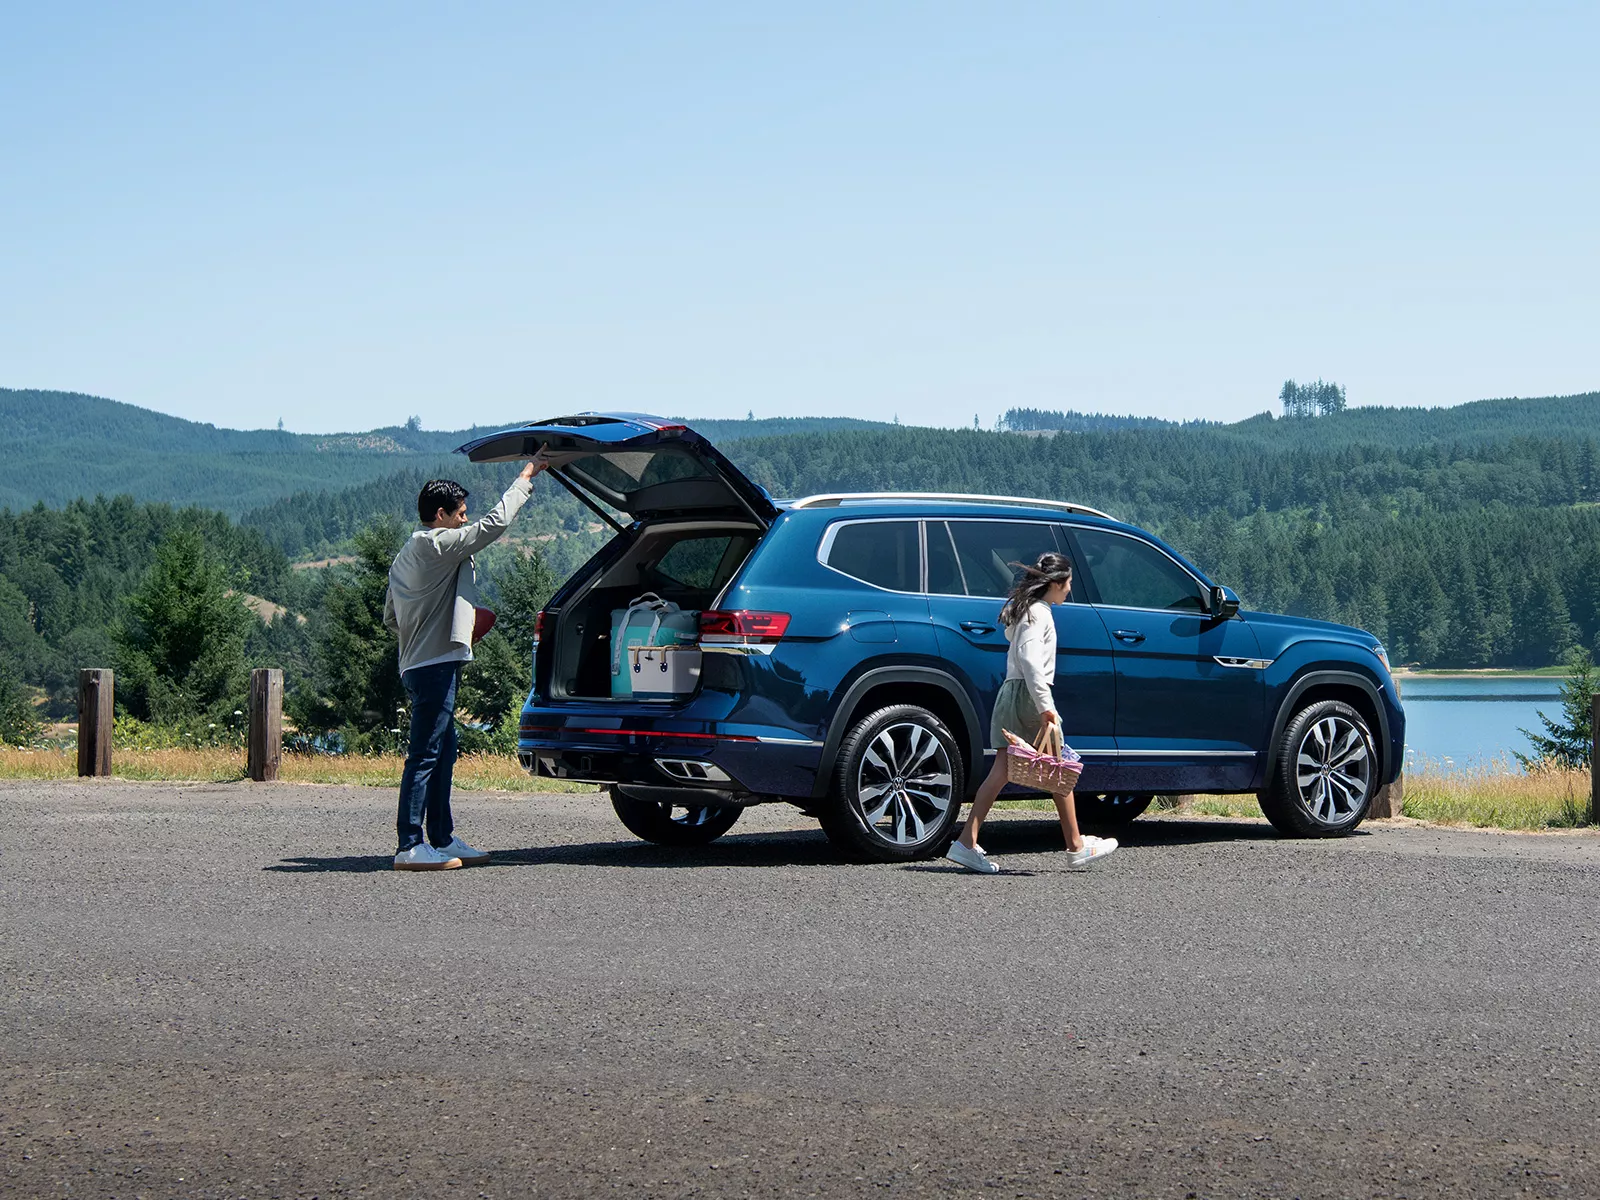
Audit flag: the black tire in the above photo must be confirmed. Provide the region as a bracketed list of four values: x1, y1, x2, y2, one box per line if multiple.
[1076, 792, 1154, 828]
[610, 788, 743, 846]
[1258, 699, 1377, 837]
[819, 704, 965, 862]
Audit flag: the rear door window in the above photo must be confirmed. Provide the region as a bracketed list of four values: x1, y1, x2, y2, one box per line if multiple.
[822, 521, 921, 592]
[947, 520, 1064, 598]
[925, 522, 965, 595]
[1072, 528, 1208, 612]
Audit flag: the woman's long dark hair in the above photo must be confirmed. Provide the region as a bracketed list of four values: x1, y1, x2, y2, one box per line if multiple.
[998, 552, 1073, 628]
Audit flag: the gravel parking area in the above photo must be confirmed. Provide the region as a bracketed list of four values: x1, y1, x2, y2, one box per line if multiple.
[3, 780, 1598, 1198]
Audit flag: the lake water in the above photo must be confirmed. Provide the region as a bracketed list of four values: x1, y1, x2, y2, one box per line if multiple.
[1397, 675, 1567, 773]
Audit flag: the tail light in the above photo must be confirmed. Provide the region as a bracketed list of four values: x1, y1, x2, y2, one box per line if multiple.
[698, 610, 790, 645]
[531, 610, 547, 656]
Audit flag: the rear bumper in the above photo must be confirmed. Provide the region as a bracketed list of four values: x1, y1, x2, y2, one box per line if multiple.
[517, 709, 824, 798]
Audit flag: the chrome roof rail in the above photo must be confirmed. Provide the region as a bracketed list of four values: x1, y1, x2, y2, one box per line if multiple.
[786, 492, 1116, 521]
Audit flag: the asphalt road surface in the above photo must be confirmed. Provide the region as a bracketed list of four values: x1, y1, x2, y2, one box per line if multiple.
[3, 780, 1599, 1199]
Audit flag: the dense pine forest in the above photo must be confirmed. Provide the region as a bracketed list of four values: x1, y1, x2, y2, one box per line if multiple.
[2, 387, 1598, 744]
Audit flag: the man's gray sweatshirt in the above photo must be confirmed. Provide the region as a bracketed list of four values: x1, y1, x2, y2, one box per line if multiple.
[383, 477, 534, 675]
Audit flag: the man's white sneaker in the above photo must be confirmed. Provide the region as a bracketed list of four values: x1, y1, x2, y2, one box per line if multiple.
[945, 840, 1000, 874]
[1066, 834, 1117, 867]
[393, 844, 464, 872]
[433, 836, 491, 866]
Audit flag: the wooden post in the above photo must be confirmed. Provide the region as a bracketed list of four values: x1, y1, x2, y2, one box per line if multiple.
[1369, 772, 1404, 820]
[77, 669, 113, 777]
[1591, 695, 1598, 827]
[247, 668, 283, 782]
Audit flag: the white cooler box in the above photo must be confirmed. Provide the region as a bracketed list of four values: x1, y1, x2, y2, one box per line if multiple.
[628, 644, 703, 701]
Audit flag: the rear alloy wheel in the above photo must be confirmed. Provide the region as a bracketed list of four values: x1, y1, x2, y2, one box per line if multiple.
[610, 788, 742, 846]
[820, 704, 964, 862]
[1075, 792, 1153, 828]
[1259, 699, 1376, 837]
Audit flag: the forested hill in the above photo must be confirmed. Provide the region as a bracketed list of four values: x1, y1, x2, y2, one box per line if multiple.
[5, 386, 1600, 674]
[0, 389, 895, 513]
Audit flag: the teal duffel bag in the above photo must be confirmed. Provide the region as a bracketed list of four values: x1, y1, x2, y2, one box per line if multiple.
[610, 593, 698, 698]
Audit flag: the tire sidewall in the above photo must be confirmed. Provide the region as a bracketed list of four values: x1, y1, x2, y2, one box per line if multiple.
[1267, 699, 1376, 836]
[824, 704, 965, 862]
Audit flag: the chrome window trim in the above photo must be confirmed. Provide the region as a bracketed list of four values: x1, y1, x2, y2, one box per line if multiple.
[815, 517, 925, 595]
[1065, 524, 1212, 615]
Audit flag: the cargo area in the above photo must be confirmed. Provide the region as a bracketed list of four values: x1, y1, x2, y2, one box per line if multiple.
[545, 520, 764, 700]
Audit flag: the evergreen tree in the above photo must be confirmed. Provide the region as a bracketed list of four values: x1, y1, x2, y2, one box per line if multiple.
[1516, 565, 1575, 664]
[0, 658, 38, 745]
[1516, 646, 1596, 769]
[292, 521, 405, 742]
[489, 546, 557, 654]
[457, 630, 525, 744]
[114, 529, 255, 724]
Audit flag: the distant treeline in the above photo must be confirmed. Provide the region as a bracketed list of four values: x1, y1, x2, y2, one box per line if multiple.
[997, 408, 1220, 433]
[1280, 378, 1347, 418]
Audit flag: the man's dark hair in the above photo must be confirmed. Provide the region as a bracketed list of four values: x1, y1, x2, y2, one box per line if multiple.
[418, 479, 469, 524]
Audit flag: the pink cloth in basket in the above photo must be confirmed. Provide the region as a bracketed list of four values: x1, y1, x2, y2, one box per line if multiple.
[1005, 742, 1082, 767]
[1004, 739, 1084, 791]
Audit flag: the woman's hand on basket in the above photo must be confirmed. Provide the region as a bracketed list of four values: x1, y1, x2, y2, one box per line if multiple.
[1034, 711, 1064, 757]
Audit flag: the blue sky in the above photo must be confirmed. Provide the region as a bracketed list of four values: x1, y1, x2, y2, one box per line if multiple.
[2, 2, 1595, 432]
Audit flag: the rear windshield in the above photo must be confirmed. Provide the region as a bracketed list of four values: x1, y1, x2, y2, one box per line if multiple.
[649, 534, 757, 595]
[566, 447, 716, 502]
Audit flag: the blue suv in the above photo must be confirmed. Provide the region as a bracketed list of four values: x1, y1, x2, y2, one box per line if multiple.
[460, 414, 1405, 861]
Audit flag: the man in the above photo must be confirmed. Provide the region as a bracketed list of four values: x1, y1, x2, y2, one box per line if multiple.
[383, 457, 547, 871]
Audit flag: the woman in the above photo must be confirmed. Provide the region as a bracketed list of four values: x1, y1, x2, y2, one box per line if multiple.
[945, 552, 1118, 874]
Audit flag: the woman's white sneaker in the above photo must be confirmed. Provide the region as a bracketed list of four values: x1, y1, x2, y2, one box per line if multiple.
[394, 844, 464, 871]
[945, 840, 1000, 874]
[1066, 835, 1117, 867]
[434, 836, 491, 866]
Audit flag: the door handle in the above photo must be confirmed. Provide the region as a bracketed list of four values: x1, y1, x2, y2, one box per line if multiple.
[1113, 629, 1146, 644]
[960, 621, 996, 635]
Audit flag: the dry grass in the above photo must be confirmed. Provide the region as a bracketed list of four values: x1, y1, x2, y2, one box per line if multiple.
[1399, 763, 1591, 830]
[0, 745, 583, 793]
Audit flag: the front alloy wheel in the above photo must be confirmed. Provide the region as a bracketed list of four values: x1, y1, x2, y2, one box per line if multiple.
[821, 704, 964, 861]
[1259, 699, 1376, 836]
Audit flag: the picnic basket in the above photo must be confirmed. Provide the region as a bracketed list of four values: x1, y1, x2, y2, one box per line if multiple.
[1002, 730, 1083, 792]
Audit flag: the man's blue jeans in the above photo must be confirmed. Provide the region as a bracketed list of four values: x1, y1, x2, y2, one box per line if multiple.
[396, 661, 461, 853]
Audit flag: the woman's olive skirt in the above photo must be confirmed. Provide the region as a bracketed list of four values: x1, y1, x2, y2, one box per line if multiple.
[989, 677, 1043, 750]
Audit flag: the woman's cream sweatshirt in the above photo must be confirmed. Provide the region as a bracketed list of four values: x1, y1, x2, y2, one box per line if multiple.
[1003, 600, 1056, 716]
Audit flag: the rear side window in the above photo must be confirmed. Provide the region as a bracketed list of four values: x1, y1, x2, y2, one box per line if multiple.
[823, 521, 920, 592]
[947, 521, 1062, 597]
[1073, 528, 1207, 612]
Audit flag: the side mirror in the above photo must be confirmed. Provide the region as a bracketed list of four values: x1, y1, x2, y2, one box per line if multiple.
[1210, 585, 1240, 621]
